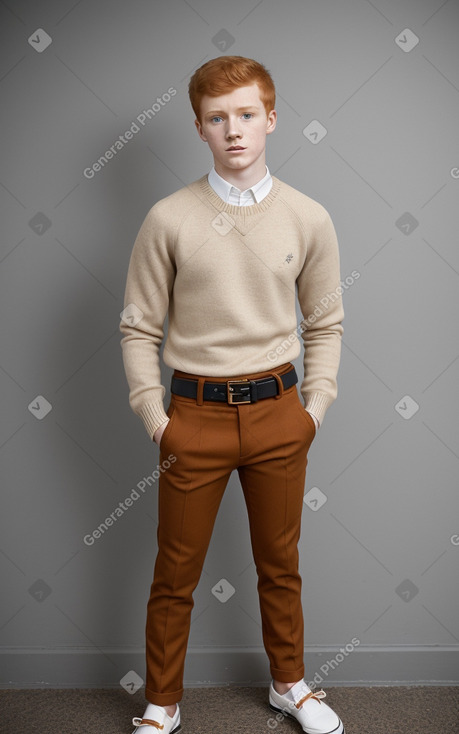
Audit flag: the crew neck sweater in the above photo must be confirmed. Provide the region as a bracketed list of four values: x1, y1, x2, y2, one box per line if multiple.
[119, 174, 344, 440]
[206, 166, 319, 432]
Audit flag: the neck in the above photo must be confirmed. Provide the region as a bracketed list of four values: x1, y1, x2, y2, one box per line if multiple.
[214, 155, 267, 190]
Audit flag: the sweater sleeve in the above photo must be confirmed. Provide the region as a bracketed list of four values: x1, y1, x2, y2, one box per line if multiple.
[296, 205, 344, 426]
[119, 203, 176, 440]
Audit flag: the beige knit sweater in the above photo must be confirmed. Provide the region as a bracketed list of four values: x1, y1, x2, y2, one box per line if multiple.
[119, 174, 344, 439]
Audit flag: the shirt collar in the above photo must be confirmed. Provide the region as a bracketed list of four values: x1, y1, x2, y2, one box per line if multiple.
[207, 165, 272, 205]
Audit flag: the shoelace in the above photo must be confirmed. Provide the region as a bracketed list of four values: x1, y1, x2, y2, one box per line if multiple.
[132, 717, 165, 729]
[295, 689, 327, 709]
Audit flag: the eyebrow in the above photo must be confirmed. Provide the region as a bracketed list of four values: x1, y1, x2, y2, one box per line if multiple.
[204, 106, 258, 116]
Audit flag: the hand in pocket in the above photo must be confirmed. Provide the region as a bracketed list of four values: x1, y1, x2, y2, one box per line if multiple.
[154, 419, 170, 446]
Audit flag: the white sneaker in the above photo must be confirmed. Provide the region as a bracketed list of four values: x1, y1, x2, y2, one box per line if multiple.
[269, 679, 344, 734]
[131, 702, 181, 733]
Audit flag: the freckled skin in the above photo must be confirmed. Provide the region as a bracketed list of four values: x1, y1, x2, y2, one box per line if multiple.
[194, 82, 277, 192]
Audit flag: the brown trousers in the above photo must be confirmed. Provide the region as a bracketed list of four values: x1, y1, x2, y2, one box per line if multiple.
[145, 362, 316, 705]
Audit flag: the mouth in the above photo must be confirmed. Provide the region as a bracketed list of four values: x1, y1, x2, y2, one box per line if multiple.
[226, 146, 246, 151]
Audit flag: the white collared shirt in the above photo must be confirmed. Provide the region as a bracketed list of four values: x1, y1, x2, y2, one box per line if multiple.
[207, 165, 272, 206]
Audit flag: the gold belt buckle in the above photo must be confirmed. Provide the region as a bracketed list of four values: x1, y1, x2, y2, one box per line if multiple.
[227, 379, 251, 404]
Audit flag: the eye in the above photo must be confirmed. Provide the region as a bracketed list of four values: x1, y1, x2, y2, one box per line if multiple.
[210, 116, 222, 123]
[242, 113, 253, 119]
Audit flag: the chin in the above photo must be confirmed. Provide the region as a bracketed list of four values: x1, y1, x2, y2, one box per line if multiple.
[228, 157, 254, 166]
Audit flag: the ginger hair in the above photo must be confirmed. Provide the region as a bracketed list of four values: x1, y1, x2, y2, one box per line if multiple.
[188, 55, 276, 124]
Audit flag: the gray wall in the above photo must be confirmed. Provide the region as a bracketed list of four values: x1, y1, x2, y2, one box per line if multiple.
[1, 0, 458, 691]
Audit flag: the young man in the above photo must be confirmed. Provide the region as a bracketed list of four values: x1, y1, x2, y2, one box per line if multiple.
[120, 56, 345, 734]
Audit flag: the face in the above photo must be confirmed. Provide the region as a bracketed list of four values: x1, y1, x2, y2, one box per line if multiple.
[194, 83, 276, 179]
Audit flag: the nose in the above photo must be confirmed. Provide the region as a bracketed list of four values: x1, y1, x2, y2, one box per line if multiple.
[225, 116, 242, 140]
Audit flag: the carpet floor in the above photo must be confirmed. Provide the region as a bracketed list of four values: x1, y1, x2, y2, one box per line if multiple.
[1, 685, 458, 733]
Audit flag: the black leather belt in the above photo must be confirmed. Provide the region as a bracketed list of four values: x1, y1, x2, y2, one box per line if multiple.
[171, 367, 297, 405]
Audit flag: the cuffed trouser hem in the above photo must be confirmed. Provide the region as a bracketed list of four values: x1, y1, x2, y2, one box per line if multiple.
[270, 665, 305, 683]
[145, 686, 183, 706]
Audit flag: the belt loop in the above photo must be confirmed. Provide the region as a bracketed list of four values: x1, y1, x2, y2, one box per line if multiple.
[269, 371, 284, 399]
[196, 377, 205, 406]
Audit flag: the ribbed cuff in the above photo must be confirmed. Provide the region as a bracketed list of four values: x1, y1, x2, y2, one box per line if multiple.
[303, 391, 334, 427]
[138, 401, 170, 441]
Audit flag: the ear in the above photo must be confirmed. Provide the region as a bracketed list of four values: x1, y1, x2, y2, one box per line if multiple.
[194, 118, 207, 142]
[266, 109, 277, 135]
